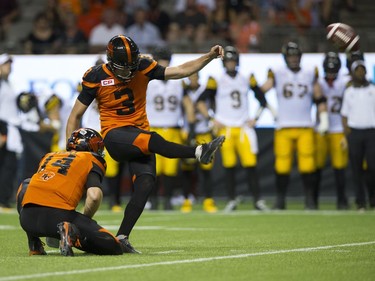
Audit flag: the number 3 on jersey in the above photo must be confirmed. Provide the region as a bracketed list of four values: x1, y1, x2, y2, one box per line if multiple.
[114, 88, 135, 115]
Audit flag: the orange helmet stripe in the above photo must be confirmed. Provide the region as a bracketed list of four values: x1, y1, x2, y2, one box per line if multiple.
[119, 35, 132, 64]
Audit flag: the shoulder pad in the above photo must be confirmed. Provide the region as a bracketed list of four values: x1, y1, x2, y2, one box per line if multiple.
[314, 67, 319, 80]
[345, 79, 353, 88]
[206, 76, 217, 90]
[45, 94, 62, 112]
[267, 69, 274, 79]
[83, 65, 108, 83]
[91, 152, 106, 170]
[138, 57, 157, 73]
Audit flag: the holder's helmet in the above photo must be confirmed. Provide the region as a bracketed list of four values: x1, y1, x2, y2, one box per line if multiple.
[106, 35, 140, 83]
[323, 52, 341, 79]
[66, 128, 104, 157]
[282, 41, 302, 70]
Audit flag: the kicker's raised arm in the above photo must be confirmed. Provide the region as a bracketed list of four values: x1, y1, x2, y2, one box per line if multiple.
[164, 45, 224, 80]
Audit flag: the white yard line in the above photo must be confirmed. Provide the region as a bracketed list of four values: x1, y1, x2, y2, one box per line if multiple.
[0, 241, 374, 281]
[154, 250, 185, 254]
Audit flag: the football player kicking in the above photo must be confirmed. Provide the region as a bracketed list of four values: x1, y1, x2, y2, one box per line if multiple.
[66, 35, 225, 253]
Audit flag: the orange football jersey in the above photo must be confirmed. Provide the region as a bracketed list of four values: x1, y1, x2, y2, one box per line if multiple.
[80, 59, 158, 138]
[21, 151, 106, 210]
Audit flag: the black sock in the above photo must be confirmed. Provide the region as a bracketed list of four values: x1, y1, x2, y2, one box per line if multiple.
[116, 202, 143, 237]
[333, 168, 348, 208]
[301, 172, 317, 209]
[246, 167, 260, 202]
[181, 170, 193, 199]
[275, 173, 289, 209]
[163, 175, 175, 209]
[201, 170, 212, 198]
[149, 132, 196, 158]
[313, 169, 322, 207]
[225, 167, 236, 200]
[116, 174, 155, 237]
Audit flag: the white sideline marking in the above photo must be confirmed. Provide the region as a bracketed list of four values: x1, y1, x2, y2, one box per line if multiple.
[155, 250, 185, 254]
[0, 225, 18, 230]
[101, 225, 214, 231]
[0, 241, 374, 281]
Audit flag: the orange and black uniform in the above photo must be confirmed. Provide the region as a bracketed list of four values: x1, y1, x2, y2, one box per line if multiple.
[78, 58, 197, 237]
[17, 151, 123, 255]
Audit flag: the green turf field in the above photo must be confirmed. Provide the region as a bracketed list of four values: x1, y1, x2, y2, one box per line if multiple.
[1, 199, 374, 281]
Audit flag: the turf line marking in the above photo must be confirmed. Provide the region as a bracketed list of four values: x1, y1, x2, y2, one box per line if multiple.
[155, 250, 185, 254]
[1, 241, 374, 281]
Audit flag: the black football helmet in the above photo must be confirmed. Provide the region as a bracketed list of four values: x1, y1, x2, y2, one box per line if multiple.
[223, 46, 239, 66]
[66, 128, 104, 157]
[16, 92, 38, 113]
[106, 35, 140, 83]
[323, 52, 341, 79]
[152, 46, 172, 62]
[282, 41, 302, 70]
[346, 50, 364, 72]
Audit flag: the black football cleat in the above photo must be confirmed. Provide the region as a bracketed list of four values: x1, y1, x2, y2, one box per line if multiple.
[29, 238, 47, 256]
[57, 222, 79, 257]
[117, 235, 141, 254]
[198, 136, 225, 164]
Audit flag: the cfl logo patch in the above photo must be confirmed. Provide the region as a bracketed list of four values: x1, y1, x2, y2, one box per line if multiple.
[101, 79, 115, 86]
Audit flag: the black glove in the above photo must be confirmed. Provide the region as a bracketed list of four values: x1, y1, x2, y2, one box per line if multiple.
[253, 86, 267, 107]
[249, 74, 267, 107]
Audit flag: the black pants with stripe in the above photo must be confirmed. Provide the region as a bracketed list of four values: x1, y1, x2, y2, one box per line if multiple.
[18, 180, 123, 255]
[347, 128, 375, 209]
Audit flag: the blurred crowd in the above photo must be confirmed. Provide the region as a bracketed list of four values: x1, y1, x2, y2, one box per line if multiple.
[0, 0, 360, 55]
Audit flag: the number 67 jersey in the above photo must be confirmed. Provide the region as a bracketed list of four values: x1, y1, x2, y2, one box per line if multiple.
[21, 151, 106, 210]
[273, 65, 318, 129]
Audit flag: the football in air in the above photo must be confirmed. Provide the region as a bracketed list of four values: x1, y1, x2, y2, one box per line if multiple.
[326, 23, 360, 52]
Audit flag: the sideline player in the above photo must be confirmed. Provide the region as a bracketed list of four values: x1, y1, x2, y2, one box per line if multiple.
[314, 52, 350, 209]
[198, 46, 269, 211]
[253, 41, 328, 210]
